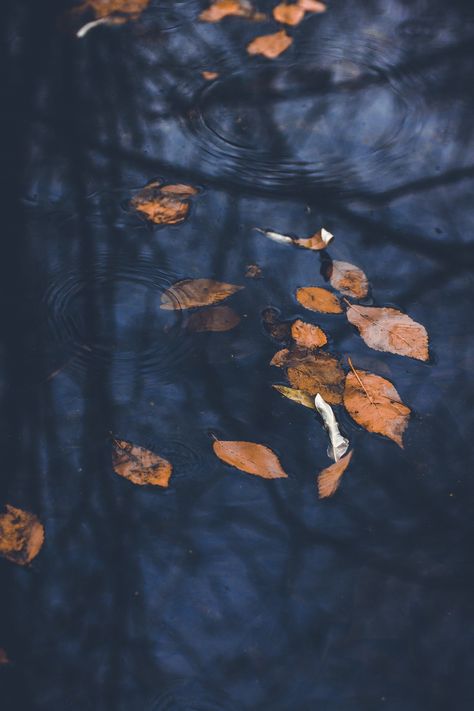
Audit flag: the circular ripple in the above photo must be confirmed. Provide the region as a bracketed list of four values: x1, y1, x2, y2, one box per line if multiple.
[149, 681, 237, 711]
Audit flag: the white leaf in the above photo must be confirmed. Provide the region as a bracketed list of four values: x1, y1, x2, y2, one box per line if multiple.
[255, 228, 294, 245]
[314, 393, 349, 462]
[320, 228, 334, 246]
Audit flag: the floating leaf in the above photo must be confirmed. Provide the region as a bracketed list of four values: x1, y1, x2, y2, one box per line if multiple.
[213, 440, 288, 479]
[199, 0, 264, 22]
[291, 319, 328, 349]
[272, 384, 316, 409]
[297, 0, 326, 11]
[329, 260, 369, 299]
[317, 450, 353, 499]
[314, 394, 349, 461]
[343, 368, 410, 447]
[202, 71, 219, 80]
[131, 181, 198, 225]
[0, 505, 44, 566]
[85, 0, 149, 19]
[112, 439, 172, 487]
[247, 30, 293, 59]
[262, 307, 292, 343]
[273, 2, 305, 25]
[346, 304, 429, 361]
[287, 351, 345, 404]
[294, 228, 334, 250]
[296, 286, 342, 314]
[187, 305, 240, 332]
[161, 279, 243, 310]
[159, 184, 199, 197]
[0, 649, 9, 665]
[245, 263, 262, 278]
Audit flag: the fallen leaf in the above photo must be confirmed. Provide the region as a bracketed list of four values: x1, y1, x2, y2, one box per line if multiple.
[317, 450, 353, 499]
[343, 368, 410, 447]
[131, 181, 198, 225]
[187, 305, 240, 332]
[270, 344, 319, 367]
[287, 351, 345, 404]
[245, 263, 262, 278]
[0, 505, 44, 566]
[273, 3, 305, 25]
[329, 260, 369, 299]
[199, 0, 265, 22]
[346, 305, 429, 361]
[161, 279, 243, 310]
[112, 439, 172, 487]
[291, 319, 328, 349]
[314, 393, 349, 461]
[294, 228, 334, 250]
[297, 0, 326, 12]
[86, 0, 149, 19]
[247, 30, 293, 59]
[272, 384, 315, 409]
[296, 286, 342, 314]
[0, 649, 9, 665]
[262, 307, 292, 343]
[213, 440, 288, 478]
[202, 71, 219, 80]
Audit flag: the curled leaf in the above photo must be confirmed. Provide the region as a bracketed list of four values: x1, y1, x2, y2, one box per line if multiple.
[187, 305, 240, 332]
[294, 228, 334, 250]
[112, 439, 172, 487]
[199, 0, 265, 22]
[272, 384, 316, 409]
[314, 393, 349, 461]
[291, 319, 328, 349]
[329, 260, 368, 299]
[273, 3, 305, 25]
[213, 440, 288, 479]
[296, 286, 342, 314]
[161, 279, 243, 310]
[317, 450, 353, 499]
[256, 228, 293, 245]
[346, 304, 429, 361]
[247, 30, 293, 59]
[287, 351, 345, 404]
[0, 505, 44, 566]
[131, 181, 198, 225]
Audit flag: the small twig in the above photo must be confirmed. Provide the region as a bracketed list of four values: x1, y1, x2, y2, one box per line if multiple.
[347, 357, 374, 405]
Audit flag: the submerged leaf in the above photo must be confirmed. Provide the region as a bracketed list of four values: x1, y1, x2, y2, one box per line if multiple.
[296, 286, 342, 314]
[270, 345, 312, 367]
[291, 319, 328, 349]
[247, 30, 293, 59]
[187, 305, 240, 332]
[161, 279, 243, 310]
[329, 260, 369, 299]
[287, 351, 345, 404]
[273, 3, 305, 25]
[314, 394, 349, 461]
[199, 0, 264, 22]
[272, 384, 316, 409]
[346, 304, 429, 361]
[213, 440, 288, 479]
[159, 184, 199, 197]
[112, 439, 172, 487]
[317, 450, 353, 499]
[262, 307, 292, 343]
[0, 649, 9, 665]
[0, 505, 44, 566]
[131, 181, 198, 225]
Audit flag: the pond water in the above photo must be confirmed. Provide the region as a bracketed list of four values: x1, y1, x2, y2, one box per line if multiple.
[2, 0, 474, 709]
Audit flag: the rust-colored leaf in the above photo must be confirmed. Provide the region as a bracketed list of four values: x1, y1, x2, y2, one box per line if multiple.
[343, 369, 410, 447]
[329, 260, 369, 299]
[296, 286, 342, 314]
[291, 319, 328, 349]
[294, 228, 333, 250]
[297, 0, 326, 12]
[270, 345, 317, 368]
[272, 384, 315, 409]
[0, 505, 44, 566]
[112, 439, 172, 487]
[213, 440, 288, 479]
[86, 0, 149, 19]
[161, 279, 243, 310]
[187, 305, 240, 332]
[317, 450, 353, 499]
[287, 351, 345, 404]
[131, 181, 198, 225]
[245, 263, 262, 278]
[346, 305, 429, 361]
[0, 649, 9, 665]
[247, 30, 293, 59]
[199, 0, 265, 22]
[202, 71, 219, 80]
[262, 307, 292, 343]
[273, 3, 305, 25]
[159, 184, 199, 197]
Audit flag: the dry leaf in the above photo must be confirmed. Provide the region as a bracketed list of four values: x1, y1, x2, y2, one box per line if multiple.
[161, 279, 243, 310]
[287, 351, 345, 404]
[0, 649, 9, 665]
[314, 394, 349, 461]
[247, 30, 293, 59]
[131, 181, 198, 225]
[297, 0, 326, 12]
[86, 0, 149, 19]
[0, 505, 44, 566]
[273, 3, 305, 25]
[318, 450, 353, 499]
[187, 305, 240, 332]
[296, 286, 342, 314]
[329, 260, 369, 299]
[112, 439, 172, 487]
[245, 263, 262, 278]
[213, 440, 288, 479]
[272, 384, 316, 409]
[346, 305, 429, 361]
[291, 319, 328, 349]
[343, 369, 410, 447]
[262, 307, 292, 343]
[199, 0, 264, 22]
[202, 71, 219, 80]
[294, 228, 333, 250]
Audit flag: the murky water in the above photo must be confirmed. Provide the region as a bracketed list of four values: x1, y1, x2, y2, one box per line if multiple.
[2, 0, 474, 709]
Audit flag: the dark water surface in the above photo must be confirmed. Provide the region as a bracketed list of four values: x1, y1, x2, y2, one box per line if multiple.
[2, 0, 474, 709]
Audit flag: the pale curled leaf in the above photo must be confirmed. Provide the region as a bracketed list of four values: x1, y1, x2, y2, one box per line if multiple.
[329, 260, 369, 299]
[186, 305, 240, 332]
[161, 279, 243, 310]
[247, 30, 293, 59]
[314, 394, 349, 461]
[346, 305, 429, 361]
[112, 439, 172, 487]
[257, 227, 333, 250]
[318, 450, 353, 499]
[213, 440, 288, 479]
[256, 228, 294, 245]
[0, 505, 44, 566]
[272, 384, 315, 409]
[296, 286, 342, 314]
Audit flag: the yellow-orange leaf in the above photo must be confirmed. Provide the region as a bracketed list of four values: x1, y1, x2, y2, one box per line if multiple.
[291, 319, 328, 349]
[296, 286, 342, 314]
[297, 0, 326, 12]
[317, 450, 353, 499]
[272, 384, 315, 409]
[0, 505, 44, 566]
[213, 440, 288, 478]
[86, 0, 149, 19]
[346, 305, 429, 361]
[199, 0, 264, 22]
[329, 260, 369, 299]
[187, 305, 240, 332]
[161, 279, 243, 310]
[273, 3, 305, 25]
[287, 351, 345, 404]
[247, 30, 293, 59]
[294, 228, 333, 250]
[343, 369, 410, 447]
[112, 439, 172, 487]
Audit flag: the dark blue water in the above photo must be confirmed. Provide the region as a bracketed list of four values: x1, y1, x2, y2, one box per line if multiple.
[1, 0, 474, 709]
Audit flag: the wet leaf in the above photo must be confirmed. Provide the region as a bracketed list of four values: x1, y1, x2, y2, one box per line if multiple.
[315, 393, 349, 461]
[0, 649, 9, 665]
[202, 71, 219, 80]
[161, 279, 243, 310]
[262, 307, 292, 343]
[294, 228, 333, 250]
[187, 305, 240, 332]
[270, 345, 318, 368]
[343, 368, 410, 447]
[329, 260, 369, 299]
[245, 263, 262, 278]
[273, 3, 305, 25]
[287, 351, 345, 404]
[131, 181, 198, 225]
[159, 184, 199, 197]
[291, 319, 328, 349]
[296, 286, 342, 314]
[247, 30, 293, 59]
[272, 384, 316, 409]
[112, 439, 172, 487]
[0, 505, 44, 566]
[297, 0, 326, 12]
[199, 0, 265, 22]
[213, 440, 288, 479]
[317, 450, 353, 499]
[346, 304, 429, 361]
[86, 0, 149, 19]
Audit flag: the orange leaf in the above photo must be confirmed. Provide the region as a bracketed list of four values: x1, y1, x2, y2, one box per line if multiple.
[201, 71, 219, 80]
[187, 305, 240, 332]
[270, 344, 324, 367]
[86, 0, 149, 19]
[297, 0, 326, 12]
[131, 181, 198, 225]
[317, 450, 353, 499]
[346, 305, 429, 361]
[199, 0, 264, 22]
[159, 184, 199, 197]
[296, 286, 342, 314]
[213, 440, 288, 479]
[287, 351, 345, 404]
[112, 439, 172, 487]
[247, 30, 293, 59]
[291, 319, 328, 349]
[294, 228, 333, 250]
[161, 279, 243, 310]
[0, 505, 44, 566]
[273, 3, 305, 25]
[329, 260, 369, 299]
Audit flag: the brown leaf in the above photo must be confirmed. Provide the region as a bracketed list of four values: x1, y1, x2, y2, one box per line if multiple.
[213, 440, 288, 479]
[270, 345, 317, 368]
[202, 71, 219, 80]
[0, 505, 44, 566]
[0, 649, 9, 665]
[86, 0, 149, 19]
[294, 228, 333, 250]
[297, 0, 326, 12]
[112, 439, 172, 487]
[245, 263, 262, 278]
[273, 3, 305, 25]
[272, 384, 315, 409]
[291, 319, 328, 349]
[187, 305, 240, 332]
[287, 351, 345, 404]
[346, 305, 429, 361]
[159, 184, 199, 197]
[343, 369, 410, 447]
[199, 0, 264, 22]
[161, 279, 243, 310]
[247, 30, 293, 59]
[329, 260, 369, 299]
[317, 450, 353, 499]
[131, 181, 198, 225]
[296, 286, 342, 314]
[262, 307, 292, 343]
